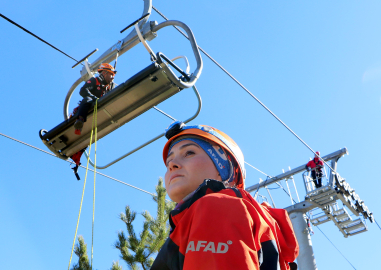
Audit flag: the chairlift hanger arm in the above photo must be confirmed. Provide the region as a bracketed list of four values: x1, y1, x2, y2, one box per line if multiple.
[78, 3, 153, 80]
[80, 0, 152, 74]
[64, 4, 203, 120]
[64, 0, 154, 120]
[54, 1, 204, 169]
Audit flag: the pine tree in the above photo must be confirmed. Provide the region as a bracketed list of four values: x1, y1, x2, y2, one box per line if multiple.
[71, 235, 124, 270]
[69, 178, 174, 270]
[114, 178, 175, 270]
[71, 235, 91, 270]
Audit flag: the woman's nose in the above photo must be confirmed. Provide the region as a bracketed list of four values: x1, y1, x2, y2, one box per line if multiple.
[167, 158, 181, 171]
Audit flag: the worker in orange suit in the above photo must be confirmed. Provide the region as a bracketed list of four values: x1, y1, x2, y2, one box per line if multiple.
[151, 121, 299, 270]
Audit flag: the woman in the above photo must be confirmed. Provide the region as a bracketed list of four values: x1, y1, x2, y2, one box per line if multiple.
[151, 121, 299, 270]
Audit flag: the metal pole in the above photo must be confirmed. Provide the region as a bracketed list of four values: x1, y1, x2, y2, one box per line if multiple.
[285, 179, 294, 205]
[329, 159, 338, 186]
[291, 175, 300, 202]
[289, 212, 318, 270]
[265, 186, 276, 208]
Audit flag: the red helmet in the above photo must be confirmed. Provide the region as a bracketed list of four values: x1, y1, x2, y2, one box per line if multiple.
[163, 122, 246, 189]
[315, 151, 320, 156]
[97, 63, 117, 74]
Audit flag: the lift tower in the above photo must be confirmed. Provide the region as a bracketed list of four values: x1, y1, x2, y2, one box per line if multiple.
[246, 148, 374, 270]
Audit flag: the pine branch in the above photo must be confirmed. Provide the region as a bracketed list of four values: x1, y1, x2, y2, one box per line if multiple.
[115, 178, 175, 270]
[147, 227, 167, 254]
[110, 261, 123, 270]
[120, 206, 137, 241]
[115, 231, 135, 266]
[138, 221, 150, 248]
[71, 236, 91, 270]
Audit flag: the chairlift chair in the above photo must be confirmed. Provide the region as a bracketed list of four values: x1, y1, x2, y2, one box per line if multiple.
[39, 0, 203, 169]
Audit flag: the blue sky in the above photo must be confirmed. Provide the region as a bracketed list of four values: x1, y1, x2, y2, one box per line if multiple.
[1, 1, 380, 269]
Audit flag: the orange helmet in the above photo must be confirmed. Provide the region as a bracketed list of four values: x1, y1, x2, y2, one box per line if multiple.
[97, 63, 117, 74]
[163, 121, 246, 189]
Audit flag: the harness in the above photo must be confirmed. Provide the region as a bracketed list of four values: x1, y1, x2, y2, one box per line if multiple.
[314, 158, 322, 172]
[95, 77, 111, 97]
[68, 77, 111, 180]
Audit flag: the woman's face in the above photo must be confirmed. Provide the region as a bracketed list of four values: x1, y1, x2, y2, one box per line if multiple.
[165, 140, 221, 203]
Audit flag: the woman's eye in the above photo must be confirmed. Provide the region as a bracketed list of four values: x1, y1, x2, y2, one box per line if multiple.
[185, 150, 195, 156]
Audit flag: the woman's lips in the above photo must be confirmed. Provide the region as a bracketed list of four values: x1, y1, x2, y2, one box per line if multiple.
[170, 174, 182, 182]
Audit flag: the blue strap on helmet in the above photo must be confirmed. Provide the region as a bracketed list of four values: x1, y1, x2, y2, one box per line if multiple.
[168, 137, 231, 181]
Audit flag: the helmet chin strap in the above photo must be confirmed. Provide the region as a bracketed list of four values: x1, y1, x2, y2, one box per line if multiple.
[98, 73, 106, 84]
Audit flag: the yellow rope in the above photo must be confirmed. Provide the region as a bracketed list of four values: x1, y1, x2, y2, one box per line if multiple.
[68, 100, 98, 270]
[91, 100, 97, 268]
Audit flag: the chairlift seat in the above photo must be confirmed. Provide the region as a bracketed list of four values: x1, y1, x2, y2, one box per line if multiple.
[40, 62, 182, 159]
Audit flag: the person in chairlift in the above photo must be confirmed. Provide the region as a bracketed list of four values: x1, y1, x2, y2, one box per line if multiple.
[73, 63, 116, 135]
[151, 121, 299, 270]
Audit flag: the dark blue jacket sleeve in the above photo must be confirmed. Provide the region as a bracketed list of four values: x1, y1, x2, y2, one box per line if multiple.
[79, 78, 97, 100]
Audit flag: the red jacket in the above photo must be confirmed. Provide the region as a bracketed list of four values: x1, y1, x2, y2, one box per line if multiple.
[151, 180, 299, 270]
[306, 158, 324, 171]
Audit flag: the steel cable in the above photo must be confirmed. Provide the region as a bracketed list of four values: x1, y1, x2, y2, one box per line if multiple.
[152, 6, 335, 173]
[0, 13, 79, 63]
[0, 132, 155, 196]
[374, 218, 381, 231]
[315, 226, 357, 270]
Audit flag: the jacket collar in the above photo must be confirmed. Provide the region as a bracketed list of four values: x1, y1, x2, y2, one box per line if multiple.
[169, 179, 226, 232]
[176, 180, 225, 213]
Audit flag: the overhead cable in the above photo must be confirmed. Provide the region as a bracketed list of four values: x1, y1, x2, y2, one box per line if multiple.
[245, 162, 269, 176]
[315, 226, 357, 270]
[0, 13, 79, 62]
[374, 218, 381, 231]
[153, 106, 176, 121]
[245, 160, 297, 203]
[152, 6, 335, 173]
[0, 132, 155, 196]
